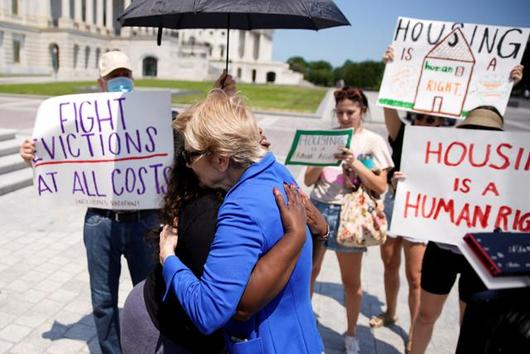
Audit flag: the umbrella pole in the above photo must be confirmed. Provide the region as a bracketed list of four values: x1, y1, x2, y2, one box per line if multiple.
[225, 13, 230, 73]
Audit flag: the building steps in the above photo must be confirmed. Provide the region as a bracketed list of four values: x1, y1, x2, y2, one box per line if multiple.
[0, 139, 21, 157]
[0, 167, 33, 196]
[0, 131, 33, 196]
[0, 129, 17, 142]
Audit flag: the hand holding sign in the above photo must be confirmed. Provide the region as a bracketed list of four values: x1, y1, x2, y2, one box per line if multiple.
[510, 64, 524, 85]
[333, 147, 355, 169]
[285, 129, 353, 166]
[378, 17, 529, 119]
[382, 45, 394, 64]
[19, 138, 35, 165]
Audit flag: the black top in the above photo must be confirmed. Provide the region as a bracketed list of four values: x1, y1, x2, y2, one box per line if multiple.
[143, 191, 226, 353]
[387, 122, 405, 184]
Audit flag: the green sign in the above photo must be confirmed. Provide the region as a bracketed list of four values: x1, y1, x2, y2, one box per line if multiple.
[285, 129, 353, 166]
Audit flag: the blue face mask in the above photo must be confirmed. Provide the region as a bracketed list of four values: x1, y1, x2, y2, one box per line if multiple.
[107, 77, 134, 93]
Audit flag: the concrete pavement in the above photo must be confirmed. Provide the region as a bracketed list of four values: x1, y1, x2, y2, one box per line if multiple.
[3, 90, 518, 353]
[0, 182, 461, 354]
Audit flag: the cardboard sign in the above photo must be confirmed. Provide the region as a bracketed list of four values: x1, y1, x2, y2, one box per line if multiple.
[285, 129, 353, 166]
[378, 17, 529, 119]
[31, 91, 174, 210]
[391, 126, 530, 245]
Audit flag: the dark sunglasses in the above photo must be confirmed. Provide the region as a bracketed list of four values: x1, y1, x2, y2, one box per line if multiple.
[414, 115, 437, 125]
[181, 150, 206, 165]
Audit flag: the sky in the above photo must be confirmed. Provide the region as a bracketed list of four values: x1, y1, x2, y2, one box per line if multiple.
[272, 0, 530, 67]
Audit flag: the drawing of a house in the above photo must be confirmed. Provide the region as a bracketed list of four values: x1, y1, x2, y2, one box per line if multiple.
[413, 28, 476, 117]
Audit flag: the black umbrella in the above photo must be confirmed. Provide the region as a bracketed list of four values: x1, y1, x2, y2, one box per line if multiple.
[118, 0, 350, 72]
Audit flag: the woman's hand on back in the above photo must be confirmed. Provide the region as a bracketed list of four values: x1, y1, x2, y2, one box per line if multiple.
[159, 223, 179, 265]
[273, 183, 306, 241]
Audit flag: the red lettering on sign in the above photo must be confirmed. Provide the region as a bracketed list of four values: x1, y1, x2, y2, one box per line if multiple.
[481, 182, 500, 196]
[425, 141, 442, 164]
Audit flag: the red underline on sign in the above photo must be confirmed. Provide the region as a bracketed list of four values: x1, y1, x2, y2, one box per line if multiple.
[33, 153, 169, 168]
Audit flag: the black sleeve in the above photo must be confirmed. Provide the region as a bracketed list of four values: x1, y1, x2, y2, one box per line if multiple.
[176, 192, 220, 276]
[143, 191, 225, 353]
[387, 122, 405, 183]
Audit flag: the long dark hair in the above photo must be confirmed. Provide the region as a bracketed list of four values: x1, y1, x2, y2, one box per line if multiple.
[146, 131, 216, 259]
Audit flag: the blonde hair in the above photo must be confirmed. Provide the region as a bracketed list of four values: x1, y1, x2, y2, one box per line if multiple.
[172, 89, 266, 168]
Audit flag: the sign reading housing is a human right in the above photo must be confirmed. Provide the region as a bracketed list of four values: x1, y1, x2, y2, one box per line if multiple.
[391, 126, 530, 245]
[31, 91, 174, 210]
[378, 17, 529, 119]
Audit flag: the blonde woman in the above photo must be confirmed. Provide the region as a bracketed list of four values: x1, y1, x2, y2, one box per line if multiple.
[159, 90, 323, 353]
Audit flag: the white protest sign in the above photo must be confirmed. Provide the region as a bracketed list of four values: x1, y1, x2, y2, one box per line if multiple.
[31, 91, 174, 210]
[391, 126, 530, 245]
[378, 17, 529, 119]
[285, 129, 353, 166]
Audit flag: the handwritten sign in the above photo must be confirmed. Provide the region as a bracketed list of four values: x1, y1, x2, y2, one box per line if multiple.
[378, 17, 529, 119]
[31, 91, 174, 210]
[285, 129, 353, 166]
[391, 126, 530, 245]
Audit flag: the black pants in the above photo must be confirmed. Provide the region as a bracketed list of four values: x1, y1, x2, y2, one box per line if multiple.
[456, 287, 530, 354]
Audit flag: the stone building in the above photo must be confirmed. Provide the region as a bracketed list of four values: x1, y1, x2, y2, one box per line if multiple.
[0, 0, 303, 84]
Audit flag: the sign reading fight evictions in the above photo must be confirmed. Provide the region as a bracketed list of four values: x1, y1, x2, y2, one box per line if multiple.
[378, 17, 529, 119]
[31, 91, 174, 210]
[391, 126, 530, 245]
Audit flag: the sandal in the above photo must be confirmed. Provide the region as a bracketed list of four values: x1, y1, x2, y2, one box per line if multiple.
[368, 313, 398, 328]
[405, 339, 412, 354]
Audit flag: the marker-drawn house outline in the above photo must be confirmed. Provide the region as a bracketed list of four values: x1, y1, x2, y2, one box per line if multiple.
[413, 28, 476, 117]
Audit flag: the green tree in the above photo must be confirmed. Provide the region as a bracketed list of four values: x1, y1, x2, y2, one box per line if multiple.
[338, 60, 385, 90]
[307, 60, 333, 86]
[287, 56, 309, 77]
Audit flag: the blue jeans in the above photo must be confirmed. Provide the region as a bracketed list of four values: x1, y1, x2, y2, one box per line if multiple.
[83, 208, 159, 354]
[311, 199, 366, 253]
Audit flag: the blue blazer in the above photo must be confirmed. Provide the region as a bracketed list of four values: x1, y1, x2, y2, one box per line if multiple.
[163, 152, 323, 353]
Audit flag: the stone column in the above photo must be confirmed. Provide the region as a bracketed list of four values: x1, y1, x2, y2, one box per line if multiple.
[105, 0, 113, 32]
[58, 0, 73, 28]
[120, 0, 132, 37]
[74, 0, 82, 25]
[86, 0, 94, 29]
[96, 0, 103, 32]
[36, 1, 51, 28]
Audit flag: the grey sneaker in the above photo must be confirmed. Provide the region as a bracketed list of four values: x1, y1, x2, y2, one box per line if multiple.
[344, 335, 360, 354]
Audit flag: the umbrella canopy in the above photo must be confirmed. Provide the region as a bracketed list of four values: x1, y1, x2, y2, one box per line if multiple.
[119, 0, 350, 31]
[118, 0, 350, 71]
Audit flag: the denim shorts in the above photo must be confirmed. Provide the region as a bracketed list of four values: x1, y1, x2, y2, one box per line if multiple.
[383, 190, 427, 244]
[311, 199, 366, 253]
[383, 190, 394, 227]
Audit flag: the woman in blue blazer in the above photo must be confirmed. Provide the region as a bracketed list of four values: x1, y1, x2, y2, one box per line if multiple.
[159, 89, 323, 354]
